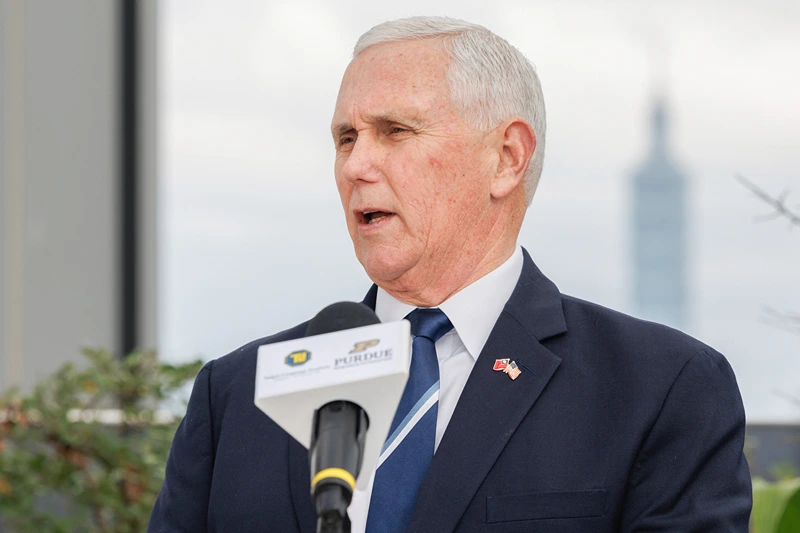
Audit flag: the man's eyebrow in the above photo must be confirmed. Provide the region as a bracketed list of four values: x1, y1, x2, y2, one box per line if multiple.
[331, 113, 422, 137]
[332, 123, 354, 137]
[367, 112, 421, 127]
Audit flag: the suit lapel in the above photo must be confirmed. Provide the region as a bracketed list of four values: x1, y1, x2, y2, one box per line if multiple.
[406, 249, 567, 532]
[361, 283, 378, 311]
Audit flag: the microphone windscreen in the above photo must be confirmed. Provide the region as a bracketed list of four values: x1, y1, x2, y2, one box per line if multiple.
[305, 302, 381, 337]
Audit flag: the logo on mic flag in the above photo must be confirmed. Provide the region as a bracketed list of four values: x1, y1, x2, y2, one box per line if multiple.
[350, 339, 380, 353]
[285, 350, 311, 367]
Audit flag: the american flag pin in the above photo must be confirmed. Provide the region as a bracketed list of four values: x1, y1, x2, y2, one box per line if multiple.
[493, 359, 521, 380]
[505, 360, 522, 380]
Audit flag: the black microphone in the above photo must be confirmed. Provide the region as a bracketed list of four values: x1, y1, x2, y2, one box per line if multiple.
[306, 302, 379, 533]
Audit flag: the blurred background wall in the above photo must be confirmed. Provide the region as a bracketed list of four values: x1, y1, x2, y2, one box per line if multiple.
[0, 0, 157, 393]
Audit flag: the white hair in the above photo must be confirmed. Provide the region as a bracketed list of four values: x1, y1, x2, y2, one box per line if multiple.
[354, 16, 546, 205]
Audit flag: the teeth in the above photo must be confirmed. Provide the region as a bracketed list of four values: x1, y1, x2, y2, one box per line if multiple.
[363, 211, 389, 224]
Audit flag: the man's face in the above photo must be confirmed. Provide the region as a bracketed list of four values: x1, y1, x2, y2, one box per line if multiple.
[332, 39, 495, 291]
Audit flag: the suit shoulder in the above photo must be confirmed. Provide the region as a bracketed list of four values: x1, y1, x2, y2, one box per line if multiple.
[556, 295, 742, 424]
[559, 294, 711, 368]
[208, 320, 310, 382]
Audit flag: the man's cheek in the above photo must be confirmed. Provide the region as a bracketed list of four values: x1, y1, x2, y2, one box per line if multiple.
[335, 181, 352, 208]
[427, 155, 444, 170]
[403, 195, 434, 226]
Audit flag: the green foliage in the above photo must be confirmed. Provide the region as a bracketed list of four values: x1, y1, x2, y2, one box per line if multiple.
[777, 486, 800, 533]
[0, 348, 203, 533]
[752, 478, 800, 533]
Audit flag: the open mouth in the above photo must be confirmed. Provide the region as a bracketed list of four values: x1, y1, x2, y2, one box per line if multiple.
[357, 210, 395, 225]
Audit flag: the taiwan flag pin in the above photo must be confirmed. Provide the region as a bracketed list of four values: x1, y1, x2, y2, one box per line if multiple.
[493, 358, 510, 372]
[493, 358, 521, 380]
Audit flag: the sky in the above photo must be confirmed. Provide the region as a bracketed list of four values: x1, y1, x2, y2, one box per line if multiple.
[159, 0, 800, 422]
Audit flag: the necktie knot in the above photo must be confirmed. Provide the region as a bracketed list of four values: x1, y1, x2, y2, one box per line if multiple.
[405, 308, 453, 343]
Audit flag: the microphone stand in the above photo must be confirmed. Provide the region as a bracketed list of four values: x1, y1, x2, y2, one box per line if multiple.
[318, 513, 351, 533]
[311, 401, 366, 533]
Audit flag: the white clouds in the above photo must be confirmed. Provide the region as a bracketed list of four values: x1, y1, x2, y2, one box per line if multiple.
[162, 107, 336, 191]
[252, 1, 352, 90]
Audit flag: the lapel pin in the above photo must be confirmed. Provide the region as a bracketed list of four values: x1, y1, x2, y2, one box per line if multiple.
[493, 358, 522, 380]
[493, 358, 510, 371]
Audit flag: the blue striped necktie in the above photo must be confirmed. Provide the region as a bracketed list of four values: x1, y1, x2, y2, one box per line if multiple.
[366, 308, 453, 532]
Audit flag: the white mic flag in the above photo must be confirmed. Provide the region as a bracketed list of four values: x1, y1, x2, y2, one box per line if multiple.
[254, 320, 411, 490]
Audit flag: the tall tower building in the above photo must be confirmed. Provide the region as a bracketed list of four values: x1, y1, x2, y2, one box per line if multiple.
[631, 96, 689, 330]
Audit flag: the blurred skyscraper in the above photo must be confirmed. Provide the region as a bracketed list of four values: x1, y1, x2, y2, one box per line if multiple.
[630, 96, 689, 331]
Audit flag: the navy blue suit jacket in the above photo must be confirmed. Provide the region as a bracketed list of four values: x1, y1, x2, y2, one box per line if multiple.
[149, 250, 751, 532]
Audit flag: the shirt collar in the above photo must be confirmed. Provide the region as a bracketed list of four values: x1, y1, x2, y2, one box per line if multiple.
[374, 246, 524, 360]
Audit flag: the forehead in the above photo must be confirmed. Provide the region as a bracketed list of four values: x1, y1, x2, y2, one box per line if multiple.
[332, 39, 453, 126]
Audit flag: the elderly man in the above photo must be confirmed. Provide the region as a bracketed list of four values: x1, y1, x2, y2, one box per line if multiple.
[149, 17, 751, 533]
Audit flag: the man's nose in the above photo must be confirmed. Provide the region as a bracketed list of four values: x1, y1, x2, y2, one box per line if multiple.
[340, 136, 381, 185]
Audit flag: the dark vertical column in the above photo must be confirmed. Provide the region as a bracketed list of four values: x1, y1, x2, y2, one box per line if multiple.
[119, 0, 138, 357]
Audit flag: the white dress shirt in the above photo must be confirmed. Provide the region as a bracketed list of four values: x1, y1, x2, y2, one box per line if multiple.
[348, 246, 524, 532]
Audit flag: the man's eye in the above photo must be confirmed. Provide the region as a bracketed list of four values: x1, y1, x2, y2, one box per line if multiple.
[338, 136, 355, 147]
[389, 126, 407, 134]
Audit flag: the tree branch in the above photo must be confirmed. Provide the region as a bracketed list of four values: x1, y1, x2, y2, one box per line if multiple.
[760, 306, 800, 337]
[735, 174, 800, 228]
[772, 388, 800, 407]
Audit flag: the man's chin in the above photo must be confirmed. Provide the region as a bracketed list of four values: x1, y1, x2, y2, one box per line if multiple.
[358, 249, 413, 288]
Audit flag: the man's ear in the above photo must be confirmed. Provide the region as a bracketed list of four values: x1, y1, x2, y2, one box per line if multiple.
[490, 118, 536, 200]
